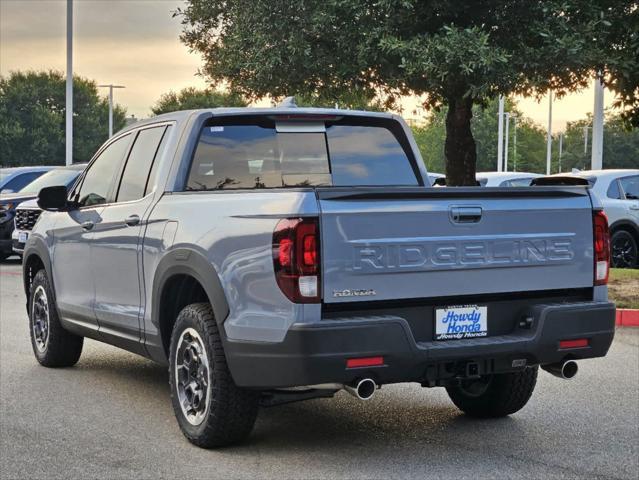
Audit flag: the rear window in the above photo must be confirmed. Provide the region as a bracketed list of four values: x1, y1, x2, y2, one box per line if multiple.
[186, 118, 418, 190]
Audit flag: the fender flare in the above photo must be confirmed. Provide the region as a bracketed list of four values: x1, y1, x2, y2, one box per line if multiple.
[22, 235, 54, 301]
[151, 248, 230, 331]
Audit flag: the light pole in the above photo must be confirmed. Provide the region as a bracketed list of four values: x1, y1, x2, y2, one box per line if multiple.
[546, 90, 553, 175]
[497, 96, 505, 172]
[510, 114, 518, 172]
[65, 0, 73, 166]
[591, 76, 604, 169]
[98, 84, 125, 137]
[583, 125, 591, 155]
[558, 132, 564, 173]
[504, 112, 510, 172]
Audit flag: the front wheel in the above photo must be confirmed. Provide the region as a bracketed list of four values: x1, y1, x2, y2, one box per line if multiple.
[29, 269, 83, 367]
[169, 303, 259, 448]
[446, 367, 538, 418]
[611, 230, 638, 268]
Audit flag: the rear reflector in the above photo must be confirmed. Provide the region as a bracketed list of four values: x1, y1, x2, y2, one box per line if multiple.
[593, 210, 610, 286]
[346, 357, 384, 368]
[559, 338, 589, 349]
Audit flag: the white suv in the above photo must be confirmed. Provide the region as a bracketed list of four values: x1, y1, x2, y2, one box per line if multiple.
[560, 169, 639, 268]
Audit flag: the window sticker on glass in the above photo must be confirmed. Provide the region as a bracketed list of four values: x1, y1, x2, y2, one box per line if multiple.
[210, 126, 224, 133]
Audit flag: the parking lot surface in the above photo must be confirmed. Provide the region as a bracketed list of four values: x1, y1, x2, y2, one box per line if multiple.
[1, 259, 638, 479]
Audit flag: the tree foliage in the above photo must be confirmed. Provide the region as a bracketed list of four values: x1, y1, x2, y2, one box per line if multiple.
[0, 70, 126, 166]
[413, 98, 549, 174]
[560, 113, 639, 171]
[151, 87, 247, 115]
[177, 0, 638, 185]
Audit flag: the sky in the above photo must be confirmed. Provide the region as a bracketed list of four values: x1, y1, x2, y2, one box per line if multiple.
[0, 0, 615, 131]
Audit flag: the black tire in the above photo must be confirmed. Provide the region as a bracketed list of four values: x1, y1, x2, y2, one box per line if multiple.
[446, 367, 538, 418]
[29, 269, 83, 367]
[611, 230, 638, 268]
[169, 303, 259, 448]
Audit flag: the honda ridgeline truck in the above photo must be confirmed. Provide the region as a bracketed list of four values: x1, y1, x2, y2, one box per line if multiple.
[23, 105, 616, 448]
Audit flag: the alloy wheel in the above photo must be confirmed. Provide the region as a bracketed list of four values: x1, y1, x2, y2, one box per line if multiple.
[612, 232, 637, 268]
[31, 285, 50, 353]
[174, 328, 211, 426]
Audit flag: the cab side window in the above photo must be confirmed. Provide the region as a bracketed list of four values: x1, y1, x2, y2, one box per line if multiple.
[76, 134, 131, 207]
[116, 126, 168, 203]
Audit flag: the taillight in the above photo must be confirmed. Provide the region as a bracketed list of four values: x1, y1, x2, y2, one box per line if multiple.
[273, 217, 321, 303]
[593, 210, 610, 286]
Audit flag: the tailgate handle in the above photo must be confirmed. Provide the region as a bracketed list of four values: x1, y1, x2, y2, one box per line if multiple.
[450, 206, 482, 224]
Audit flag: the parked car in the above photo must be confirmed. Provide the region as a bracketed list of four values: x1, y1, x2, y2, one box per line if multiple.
[0, 166, 53, 194]
[427, 172, 445, 186]
[553, 169, 639, 268]
[476, 171, 543, 187]
[0, 164, 86, 260]
[431, 171, 542, 187]
[23, 106, 615, 448]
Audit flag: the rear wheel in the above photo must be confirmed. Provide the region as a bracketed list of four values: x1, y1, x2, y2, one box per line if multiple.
[169, 303, 259, 448]
[29, 269, 83, 367]
[446, 367, 538, 418]
[611, 230, 638, 268]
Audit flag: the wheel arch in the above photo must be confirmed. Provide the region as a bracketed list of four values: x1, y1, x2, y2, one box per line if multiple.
[609, 219, 639, 241]
[22, 237, 54, 307]
[151, 248, 230, 358]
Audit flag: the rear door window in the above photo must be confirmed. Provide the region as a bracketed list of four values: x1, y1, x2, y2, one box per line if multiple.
[186, 118, 418, 190]
[116, 126, 168, 202]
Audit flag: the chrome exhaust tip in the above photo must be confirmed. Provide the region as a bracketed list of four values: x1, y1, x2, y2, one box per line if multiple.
[344, 378, 377, 400]
[542, 360, 578, 379]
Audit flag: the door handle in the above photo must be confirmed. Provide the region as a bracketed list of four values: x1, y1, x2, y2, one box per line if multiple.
[81, 221, 94, 231]
[450, 206, 482, 224]
[125, 214, 140, 226]
[629, 204, 639, 210]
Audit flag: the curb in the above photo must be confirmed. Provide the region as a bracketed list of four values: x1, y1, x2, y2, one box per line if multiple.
[616, 309, 639, 327]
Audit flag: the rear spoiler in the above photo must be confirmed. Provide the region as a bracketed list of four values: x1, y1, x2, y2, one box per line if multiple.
[531, 176, 592, 187]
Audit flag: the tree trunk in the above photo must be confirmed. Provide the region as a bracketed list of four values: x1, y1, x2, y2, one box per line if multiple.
[444, 97, 477, 186]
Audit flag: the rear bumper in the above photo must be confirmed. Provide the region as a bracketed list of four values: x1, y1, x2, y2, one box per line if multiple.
[224, 301, 616, 389]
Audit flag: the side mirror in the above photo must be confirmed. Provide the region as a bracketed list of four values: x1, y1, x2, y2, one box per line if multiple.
[37, 186, 70, 211]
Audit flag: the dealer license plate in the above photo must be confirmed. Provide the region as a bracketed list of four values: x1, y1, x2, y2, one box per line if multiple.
[18, 231, 28, 243]
[435, 305, 488, 341]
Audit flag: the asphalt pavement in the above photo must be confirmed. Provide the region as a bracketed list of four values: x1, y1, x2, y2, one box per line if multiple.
[1, 258, 638, 479]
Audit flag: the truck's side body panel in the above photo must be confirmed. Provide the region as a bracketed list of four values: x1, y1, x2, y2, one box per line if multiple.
[141, 190, 321, 346]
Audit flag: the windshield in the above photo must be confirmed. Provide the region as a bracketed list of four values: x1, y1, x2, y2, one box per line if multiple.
[18, 169, 80, 194]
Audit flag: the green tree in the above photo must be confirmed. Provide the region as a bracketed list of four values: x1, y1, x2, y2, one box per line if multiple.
[412, 98, 548, 174]
[151, 87, 247, 115]
[560, 113, 639, 171]
[0, 70, 126, 166]
[177, 0, 636, 185]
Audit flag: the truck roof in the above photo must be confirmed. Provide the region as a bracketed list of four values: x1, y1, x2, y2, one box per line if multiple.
[117, 107, 400, 136]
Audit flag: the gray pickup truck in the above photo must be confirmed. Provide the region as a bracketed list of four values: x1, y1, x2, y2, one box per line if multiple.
[23, 106, 616, 448]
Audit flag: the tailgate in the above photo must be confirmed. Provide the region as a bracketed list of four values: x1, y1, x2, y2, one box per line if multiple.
[318, 187, 594, 303]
